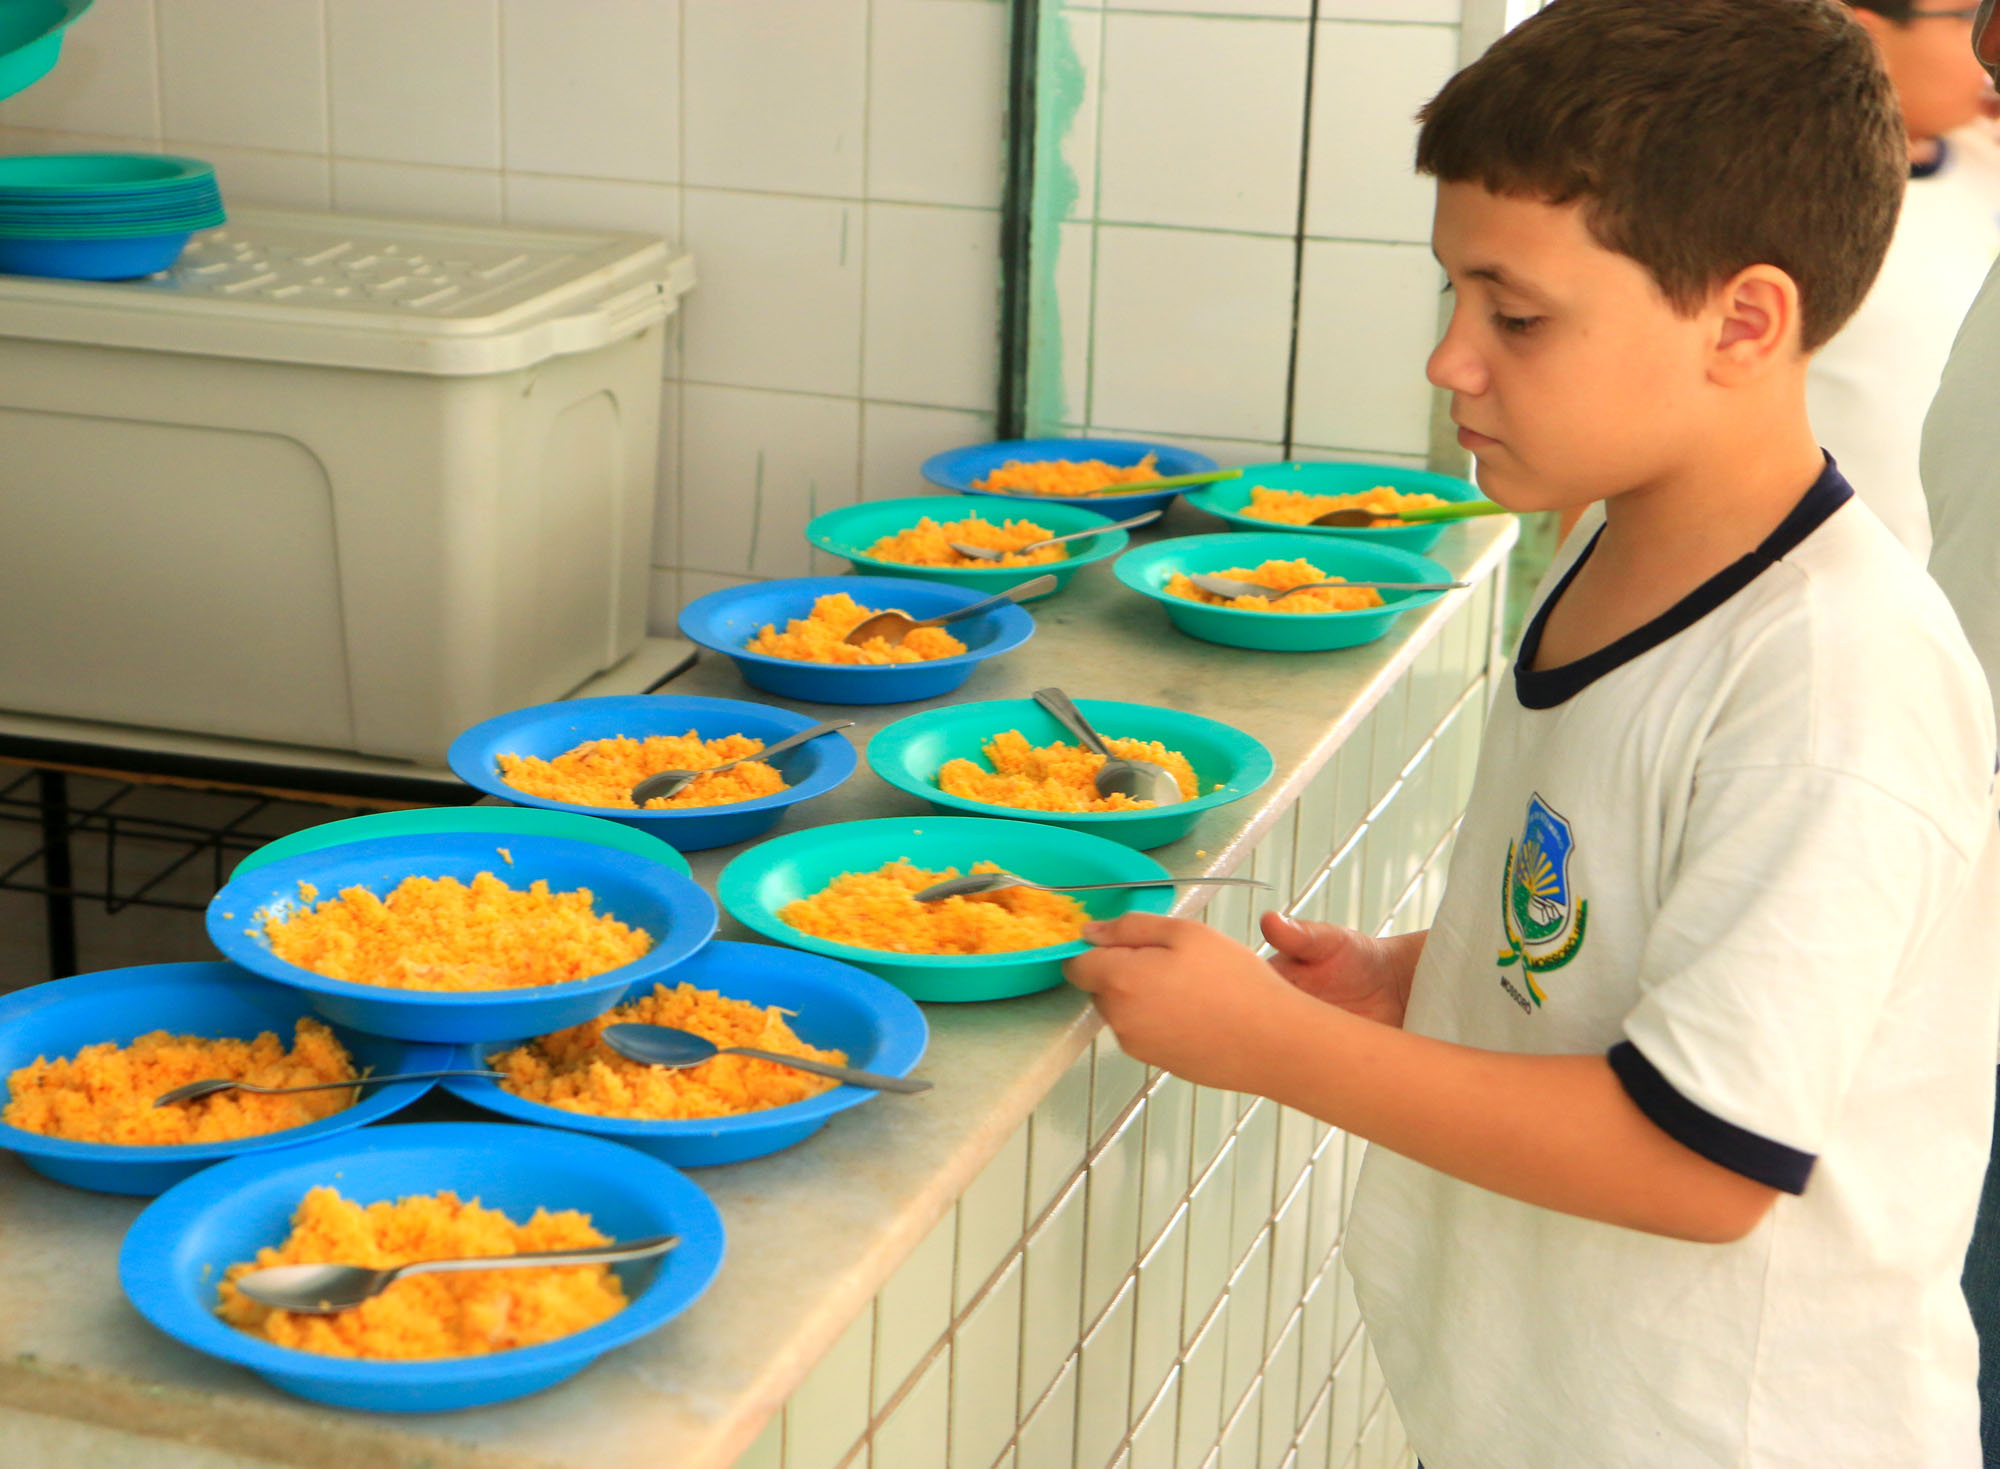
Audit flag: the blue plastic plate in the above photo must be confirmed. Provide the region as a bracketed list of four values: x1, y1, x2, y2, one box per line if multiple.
[923, 437, 1220, 523]
[441, 940, 929, 1167]
[446, 695, 859, 852]
[0, 962, 448, 1196]
[678, 575, 1037, 705]
[119, 1122, 727, 1412]
[206, 833, 718, 1044]
[0, 230, 192, 278]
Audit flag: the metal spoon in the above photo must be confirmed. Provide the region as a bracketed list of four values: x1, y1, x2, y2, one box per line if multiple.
[233, 1234, 681, 1314]
[152, 1070, 506, 1108]
[1308, 500, 1510, 528]
[947, 509, 1162, 562]
[983, 468, 1242, 498]
[913, 872, 1269, 903]
[1189, 573, 1467, 603]
[842, 573, 1058, 647]
[630, 720, 855, 804]
[1032, 686, 1183, 806]
[600, 1023, 932, 1094]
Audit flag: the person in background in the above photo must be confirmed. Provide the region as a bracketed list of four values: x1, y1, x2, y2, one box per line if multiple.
[1924, 6, 2000, 1460]
[1809, 1, 2000, 559]
[1068, 2, 2000, 1464]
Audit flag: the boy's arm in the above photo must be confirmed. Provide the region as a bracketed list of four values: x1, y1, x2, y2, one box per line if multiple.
[1071, 916, 1779, 1244]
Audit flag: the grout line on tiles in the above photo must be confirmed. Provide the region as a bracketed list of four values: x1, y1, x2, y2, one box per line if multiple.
[1279, 0, 1322, 458]
[319, 0, 333, 160]
[146, 0, 164, 141]
[493, 0, 507, 173]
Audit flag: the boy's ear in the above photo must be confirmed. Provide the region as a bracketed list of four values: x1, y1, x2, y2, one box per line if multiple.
[1706, 264, 1803, 386]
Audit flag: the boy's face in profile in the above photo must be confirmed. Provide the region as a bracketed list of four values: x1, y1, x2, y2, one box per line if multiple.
[1429, 182, 1717, 512]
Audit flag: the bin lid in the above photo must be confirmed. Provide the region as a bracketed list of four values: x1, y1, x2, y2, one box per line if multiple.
[0, 206, 694, 375]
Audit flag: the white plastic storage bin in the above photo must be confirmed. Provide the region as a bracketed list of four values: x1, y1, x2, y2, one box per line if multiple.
[0, 208, 692, 762]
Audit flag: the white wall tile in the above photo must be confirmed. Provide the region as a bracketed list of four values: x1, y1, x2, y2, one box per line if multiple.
[1321, 0, 1459, 20]
[1076, 1278, 1138, 1468]
[500, 0, 677, 183]
[327, 0, 500, 168]
[653, 380, 682, 567]
[873, 1345, 950, 1467]
[504, 174, 679, 241]
[783, 1307, 874, 1469]
[1090, 226, 1294, 442]
[1293, 240, 1441, 456]
[0, 126, 159, 156]
[1307, 22, 1456, 244]
[680, 189, 863, 395]
[0, 0, 158, 138]
[873, 1211, 955, 1413]
[863, 203, 1000, 412]
[162, 140, 331, 209]
[1061, 6, 1103, 222]
[1108, 0, 1310, 15]
[951, 1257, 1024, 1469]
[1050, 220, 1096, 428]
[869, 0, 1008, 209]
[859, 402, 994, 502]
[682, 0, 867, 197]
[1290, 445, 1430, 471]
[1097, 13, 1306, 235]
[678, 385, 861, 578]
[678, 569, 757, 611]
[332, 161, 501, 223]
[646, 567, 679, 636]
[158, 0, 327, 155]
[1090, 431, 1285, 470]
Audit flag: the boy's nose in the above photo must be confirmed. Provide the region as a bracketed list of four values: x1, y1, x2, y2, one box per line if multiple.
[1426, 321, 1487, 396]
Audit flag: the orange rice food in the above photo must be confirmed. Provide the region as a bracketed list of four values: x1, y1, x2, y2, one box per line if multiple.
[496, 732, 785, 811]
[263, 873, 652, 992]
[1237, 483, 1446, 528]
[972, 451, 1161, 497]
[746, 591, 966, 665]
[488, 981, 848, 1120]
[217, 1187, 626, 1359]
[3, 1019, 356, 1145]
[863, 514, 1067, 570]
[1165, 558, 1385, 615]
[938, 730, 1199, 813]
[779, 859, 1088, 955]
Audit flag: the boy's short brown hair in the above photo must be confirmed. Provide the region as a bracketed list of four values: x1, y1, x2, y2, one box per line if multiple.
[1416, 0, 1905, 351]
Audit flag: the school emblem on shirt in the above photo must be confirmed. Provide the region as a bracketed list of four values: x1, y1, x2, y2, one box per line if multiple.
[1496, 792, 1589, 1007]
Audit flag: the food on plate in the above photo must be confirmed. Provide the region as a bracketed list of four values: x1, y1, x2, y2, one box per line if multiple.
[746, 592, 966, 665]
[972, 452, 1162, 497]
[1165, 558, 1385, 614]
[2, 1019, 356, 1145]
[1236, 483, 1446, 528]
[262, 873, 651, 992]
[938, 730, 1198, 812]
[216, 1187, 627, 1358]
[862, 514, 1067, 570]
[779, 859, 1088, 954]
[489, 981, 847, 1119]
[497, 732, 784, 811]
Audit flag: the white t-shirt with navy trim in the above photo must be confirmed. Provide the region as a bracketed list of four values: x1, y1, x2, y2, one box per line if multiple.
[1344, 462, 2000, 1469]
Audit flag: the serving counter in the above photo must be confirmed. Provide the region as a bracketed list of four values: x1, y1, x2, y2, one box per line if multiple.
[0, 509, 1515, 1469]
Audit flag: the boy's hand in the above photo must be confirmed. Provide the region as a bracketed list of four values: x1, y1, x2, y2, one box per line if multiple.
[1064, 913, 1311, 1092]
[1261, 912, 1411, 1029]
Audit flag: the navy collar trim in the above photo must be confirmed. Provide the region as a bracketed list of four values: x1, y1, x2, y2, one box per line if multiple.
[1912, 137, 1950, 180]
[1512, 459, 1854, 710]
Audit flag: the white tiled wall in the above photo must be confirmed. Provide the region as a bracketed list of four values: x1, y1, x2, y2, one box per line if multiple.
[1038, 1, 1468, 476]
[0, 0, 1009, 635]
[749, 576, 1503, 1469]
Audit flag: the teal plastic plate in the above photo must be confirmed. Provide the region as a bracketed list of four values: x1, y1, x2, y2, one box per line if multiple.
[867, 698, 1274, 850]
[230, 806, 693, 881]
[0, 0, 89, 102]
[1114, 531, 1455, 652]
[717, 815, 1173, 1002]
[1183, 461, 1484, 555]
[804, 495, 1129, 595]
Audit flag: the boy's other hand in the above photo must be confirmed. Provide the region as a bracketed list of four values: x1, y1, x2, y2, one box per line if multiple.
[1064, 914, 1308, 1092]
[1262, 912, 1410, 1028]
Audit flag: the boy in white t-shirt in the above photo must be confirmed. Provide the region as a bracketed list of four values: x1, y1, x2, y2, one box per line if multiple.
[1066, 2, 2000, 1465]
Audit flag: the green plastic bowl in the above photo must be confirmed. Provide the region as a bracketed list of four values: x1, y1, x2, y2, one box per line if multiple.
[716, 816, 1173, 1002]
[1183, 461, 1484, 555]
[229, 807, 692, 881]
[867, 698, 1275, 850]
[804, 495, 1129, 595]
[0, 0, 90, 102]
[1114, 531, 1455, 653]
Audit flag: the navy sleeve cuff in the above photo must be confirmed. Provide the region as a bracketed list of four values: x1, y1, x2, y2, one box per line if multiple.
[1608, 1040, 1816, 1195]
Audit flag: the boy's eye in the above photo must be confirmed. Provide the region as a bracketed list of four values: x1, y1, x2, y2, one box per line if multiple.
[1492, 312, 1542, 335]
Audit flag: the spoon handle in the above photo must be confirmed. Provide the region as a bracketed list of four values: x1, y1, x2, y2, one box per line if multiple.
[154, 1070, 507, 1106]
[1033, 687, 1113, 759]
[1031, 509, 1162, 548]
[741, 719, 855, 764]
[392, 1233, 682, 1283]
[1051, 876, 1270, 892]
[1281, 579, 1467, 595]
[720, 1046, 934, 1094]
[923, 573, 1059, 627]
